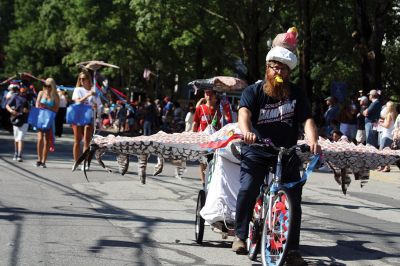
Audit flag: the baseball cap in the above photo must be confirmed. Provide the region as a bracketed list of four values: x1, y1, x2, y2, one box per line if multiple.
[367, 89, 378, 96]
[358, 96, 368, 102]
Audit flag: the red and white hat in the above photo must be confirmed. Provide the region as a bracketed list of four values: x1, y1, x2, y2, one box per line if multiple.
[266, 27, 298, 70]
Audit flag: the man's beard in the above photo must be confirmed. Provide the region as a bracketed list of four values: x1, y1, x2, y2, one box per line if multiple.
[263, 74, 290, 101]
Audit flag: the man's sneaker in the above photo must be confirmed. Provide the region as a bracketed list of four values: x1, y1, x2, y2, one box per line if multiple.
[16, 156, 23, 162]
[232, 237, 247, 254]
[284, 250, 308, 266]
[41, 163, 47, 168]
[13, 154, 18, 161]
[35, 161, 42, 167]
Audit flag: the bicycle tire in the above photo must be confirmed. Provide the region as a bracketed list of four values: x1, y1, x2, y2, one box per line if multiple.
[247, 196, 263, 260]
[261, 187, 293, 266]
[195, 189, 206, 244]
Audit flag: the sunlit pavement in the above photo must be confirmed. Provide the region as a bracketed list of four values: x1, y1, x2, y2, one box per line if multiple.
[0, 127, 399, 265]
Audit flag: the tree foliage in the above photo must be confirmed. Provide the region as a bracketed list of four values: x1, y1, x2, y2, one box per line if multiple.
[0, 0, 399, 100]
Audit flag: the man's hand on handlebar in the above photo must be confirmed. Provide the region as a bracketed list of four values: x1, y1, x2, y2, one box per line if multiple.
[243, 131, 257, 144]
[309, 142, 322, 155]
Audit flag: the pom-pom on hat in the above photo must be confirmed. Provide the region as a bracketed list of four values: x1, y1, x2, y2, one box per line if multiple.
[266, 27, 298, 70]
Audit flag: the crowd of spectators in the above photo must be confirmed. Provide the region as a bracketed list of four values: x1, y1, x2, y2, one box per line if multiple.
[1, 79, 398, 173]
[315, 89, 400, 172]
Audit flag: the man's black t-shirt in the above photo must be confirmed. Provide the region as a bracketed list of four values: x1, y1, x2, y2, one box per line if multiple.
[239, 80, 312, 149]
[7, 93, 29, 124]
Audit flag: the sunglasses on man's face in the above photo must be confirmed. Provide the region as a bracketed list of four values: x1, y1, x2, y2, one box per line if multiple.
[267, 64, 288, 74]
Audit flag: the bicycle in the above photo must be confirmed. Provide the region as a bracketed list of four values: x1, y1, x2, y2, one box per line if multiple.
[246, 139, 320, 266]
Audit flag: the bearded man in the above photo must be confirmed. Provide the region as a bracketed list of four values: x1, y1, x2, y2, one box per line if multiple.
[232, 28, 321, 266]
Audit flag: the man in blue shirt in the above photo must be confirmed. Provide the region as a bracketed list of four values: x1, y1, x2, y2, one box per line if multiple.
[323, 96, 339, 137]
[363, 89, 381, 148]
[232, 28, 321, 266]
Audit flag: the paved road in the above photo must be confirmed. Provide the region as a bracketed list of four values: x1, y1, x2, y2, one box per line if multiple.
[0, 127, 399, 266]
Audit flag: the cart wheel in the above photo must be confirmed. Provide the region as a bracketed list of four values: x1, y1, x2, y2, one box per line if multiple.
[195, 189, 206, 244]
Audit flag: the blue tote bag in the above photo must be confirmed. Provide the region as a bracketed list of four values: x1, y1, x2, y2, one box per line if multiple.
[66, 103, 93, 126]
[28, 107, 56, 131]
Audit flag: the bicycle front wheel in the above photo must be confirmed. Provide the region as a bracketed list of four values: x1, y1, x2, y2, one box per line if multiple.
[261, 188, 293, 266]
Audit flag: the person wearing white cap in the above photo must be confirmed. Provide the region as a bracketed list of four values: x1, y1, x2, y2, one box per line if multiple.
[362, 89, 381, 148]
[355, 96, 369, 144]
[232, 27, 321, 265]
[5, 86, 30, 162]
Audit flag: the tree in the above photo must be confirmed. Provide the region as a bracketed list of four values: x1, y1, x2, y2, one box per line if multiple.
[0, 0, 15, 72]
[353, 0, 392, 90]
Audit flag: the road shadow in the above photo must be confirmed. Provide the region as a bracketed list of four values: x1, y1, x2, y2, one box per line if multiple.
[303, 200, 400, 211]
[302, 239, 399, 265]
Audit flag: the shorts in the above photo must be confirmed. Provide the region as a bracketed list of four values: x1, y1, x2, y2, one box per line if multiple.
[13, 123, 29, 141]
[356, 129, 366, 143]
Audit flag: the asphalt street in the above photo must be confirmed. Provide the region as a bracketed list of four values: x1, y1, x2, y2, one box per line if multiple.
[0, 126, 399, 266]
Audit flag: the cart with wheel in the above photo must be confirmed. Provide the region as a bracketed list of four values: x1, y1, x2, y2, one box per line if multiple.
[194, 138, 241, 244]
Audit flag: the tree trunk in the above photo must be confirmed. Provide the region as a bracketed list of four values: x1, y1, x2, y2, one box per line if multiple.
[242, 2, 261, 84]
[298, 0, 313, 99]
[354, 0, 391, 90]
[243, 30, 261, 84]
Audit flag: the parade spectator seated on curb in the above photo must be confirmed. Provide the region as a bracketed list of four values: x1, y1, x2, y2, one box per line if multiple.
[232, 27, 321, 266]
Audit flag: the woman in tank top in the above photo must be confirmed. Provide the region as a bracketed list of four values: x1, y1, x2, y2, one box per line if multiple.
[35, 78, 60, 168]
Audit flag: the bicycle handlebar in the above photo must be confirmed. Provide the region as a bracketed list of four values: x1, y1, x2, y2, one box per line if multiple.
[202, 133, 310, 154]
[246, 137, 310, 155]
